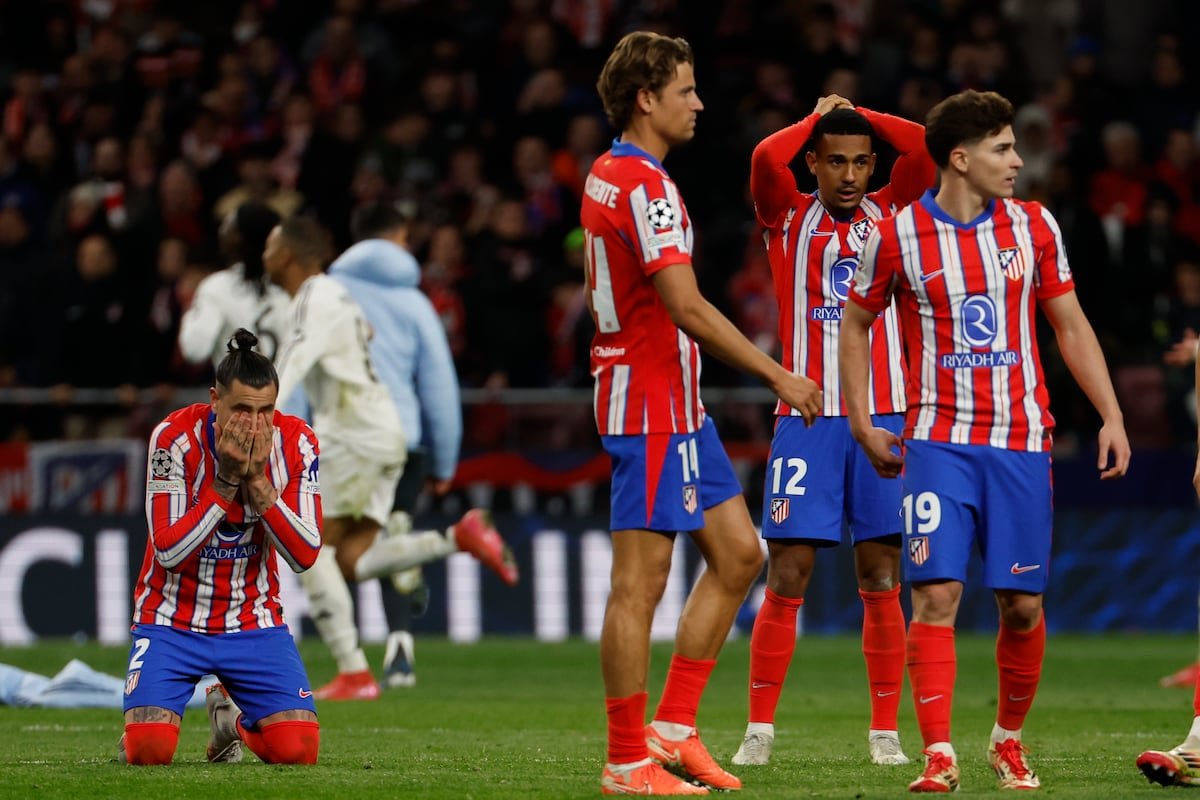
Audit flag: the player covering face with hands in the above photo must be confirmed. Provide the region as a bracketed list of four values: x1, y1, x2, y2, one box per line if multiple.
[121, 329, 321, 767]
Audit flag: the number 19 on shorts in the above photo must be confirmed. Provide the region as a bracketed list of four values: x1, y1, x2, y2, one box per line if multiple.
[902, 491, 941, 534]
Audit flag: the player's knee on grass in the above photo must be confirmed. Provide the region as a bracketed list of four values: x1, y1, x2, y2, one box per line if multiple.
[123, 722, 179, 765]
[243, 720, 320, 764]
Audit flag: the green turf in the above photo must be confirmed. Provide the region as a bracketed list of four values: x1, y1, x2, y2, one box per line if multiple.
[0, 633, 1194, 798]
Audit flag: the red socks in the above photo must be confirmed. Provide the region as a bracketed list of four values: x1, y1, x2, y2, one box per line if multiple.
[236, 718, 320, 764]
[746, 588, 802, 724]
[123, 722, 179, 765]
[861, 586, 906, 730]
[907, 621, 956, 745]
[655, 653, 716, 727]
[995, 614, 1045, 730]
[606, 691, 649, 764]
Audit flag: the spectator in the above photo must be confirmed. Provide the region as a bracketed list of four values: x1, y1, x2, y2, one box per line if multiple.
[421, 223, 470, 363]
[214, 140, 304, 222]
[466, 196, 551, 388]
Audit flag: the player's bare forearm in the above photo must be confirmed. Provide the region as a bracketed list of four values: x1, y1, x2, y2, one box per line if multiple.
[838, 301, 877, 439]
[1044, 293, 1130, 477]
[1044, 294, 1123, 425]
[676, 294, 820, 419]
[653, 263, 774, 379]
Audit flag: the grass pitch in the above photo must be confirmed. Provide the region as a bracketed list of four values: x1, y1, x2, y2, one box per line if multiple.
[0, 633, 1194, 798]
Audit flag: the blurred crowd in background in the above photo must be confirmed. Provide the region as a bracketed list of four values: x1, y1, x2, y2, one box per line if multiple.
[0, 0, 1198, 450]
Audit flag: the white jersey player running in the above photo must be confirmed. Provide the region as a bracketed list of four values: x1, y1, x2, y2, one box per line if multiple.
[263, 217, 517, 701]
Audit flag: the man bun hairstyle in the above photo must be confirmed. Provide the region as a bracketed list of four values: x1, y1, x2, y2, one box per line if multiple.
[215, 328, 279, 391]
[807, 107, 875, 152]
[597, 31, 693, 132]
[924, 89, 1015, 168]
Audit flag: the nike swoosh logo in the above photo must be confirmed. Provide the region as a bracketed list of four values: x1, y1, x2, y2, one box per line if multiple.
[752, 682, 773, 689]
[876, 690, 898, 697]
[918, 694, 943, 704]
[298, 688, 313, 698]
[919, 269, 944, 283]
[1007, 694, 1031, 702]
[809, 229, 835, 236]
[1010, 562, 1041, 574]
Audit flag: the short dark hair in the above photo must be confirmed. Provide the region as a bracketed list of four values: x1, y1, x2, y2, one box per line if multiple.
[215, 328, 278, 391]
[350, 201, 411, 242]
[807, 108, 875, 152]
[597, 31, 693, 132]
[924, 90, 1014, 168]
[276, 216, 331, 269]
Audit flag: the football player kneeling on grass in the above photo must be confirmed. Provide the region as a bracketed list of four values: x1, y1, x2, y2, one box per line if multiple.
[120, 330, 320, 766]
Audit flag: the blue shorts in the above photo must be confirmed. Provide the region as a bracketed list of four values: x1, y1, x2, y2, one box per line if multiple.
[901, 440, 1052, 592]
[761, 414, 903, 545]
[123, 624, 316, 727]
[603, 416, 743, 533]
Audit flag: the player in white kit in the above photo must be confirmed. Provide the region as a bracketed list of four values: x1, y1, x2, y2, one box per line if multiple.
[264, 216, 518, 700]
[178, 202, 290, 368]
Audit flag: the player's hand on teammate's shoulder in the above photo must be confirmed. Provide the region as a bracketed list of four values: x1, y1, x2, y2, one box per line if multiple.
[1097, 420, 1130, 480]
[812, 94, 853, 116]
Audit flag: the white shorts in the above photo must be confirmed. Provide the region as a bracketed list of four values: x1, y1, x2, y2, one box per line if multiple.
[318, 442, 407, 525]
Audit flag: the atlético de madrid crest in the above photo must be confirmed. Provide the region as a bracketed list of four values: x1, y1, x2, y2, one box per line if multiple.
[909, 536, 930, 566]
[997, 247, 1025, 281]
[682, 485, 697, 515]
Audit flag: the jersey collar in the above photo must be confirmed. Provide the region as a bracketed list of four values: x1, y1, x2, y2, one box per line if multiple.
[611, 137, 665, 171]
[919, 188, 995, 231]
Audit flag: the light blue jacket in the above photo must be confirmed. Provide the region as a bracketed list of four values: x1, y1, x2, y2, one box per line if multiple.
[327, 239, 462, 481]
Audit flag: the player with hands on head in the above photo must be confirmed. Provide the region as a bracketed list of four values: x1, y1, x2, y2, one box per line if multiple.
[121, 329, 321, 767]
[584, 31, 820, 797]
[839, 89, 1129, 793]
[732, 92, 935, 768]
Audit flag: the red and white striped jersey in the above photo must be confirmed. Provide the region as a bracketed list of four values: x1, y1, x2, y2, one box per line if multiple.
[753, 108, 934, 417]
[132, 403, 322, 634]
[581, 139, 704, 435]
[849, 191, 1075, 451]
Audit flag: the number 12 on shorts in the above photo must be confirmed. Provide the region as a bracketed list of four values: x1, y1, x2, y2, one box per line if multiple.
[769, 457, 808, 496]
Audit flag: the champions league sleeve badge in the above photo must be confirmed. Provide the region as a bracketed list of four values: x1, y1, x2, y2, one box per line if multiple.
[150, 448, 174, 479]
[645, 197, 677, 230]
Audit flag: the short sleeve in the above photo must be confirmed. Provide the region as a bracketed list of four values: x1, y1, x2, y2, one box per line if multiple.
[848, 221, 899, 314]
